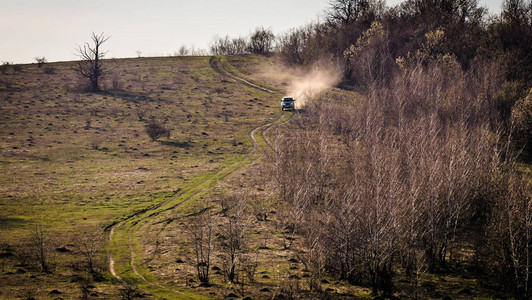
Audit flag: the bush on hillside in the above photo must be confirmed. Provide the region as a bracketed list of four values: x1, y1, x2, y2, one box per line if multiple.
[145, 119, 170, 142]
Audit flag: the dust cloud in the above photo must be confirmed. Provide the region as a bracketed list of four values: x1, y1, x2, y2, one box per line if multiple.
[253, 59, 342, 108]
[287, 63, 342, 108]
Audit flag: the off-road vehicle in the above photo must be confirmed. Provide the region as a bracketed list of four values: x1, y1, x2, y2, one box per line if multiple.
[281, 96, 295, 111]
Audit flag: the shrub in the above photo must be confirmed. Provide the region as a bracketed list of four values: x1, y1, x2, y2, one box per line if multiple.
[145, 119, 170, 141]
[35, 57, 47, 68]
[136, 108, 146, 121]
[178, 45, 189, 56]
[0, 62, 12, 74]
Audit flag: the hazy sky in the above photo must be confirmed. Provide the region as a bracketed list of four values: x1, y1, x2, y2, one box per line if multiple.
[1, 0, 504, 64]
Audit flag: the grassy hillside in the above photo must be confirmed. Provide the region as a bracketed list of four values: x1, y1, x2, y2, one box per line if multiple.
[0, 55, 281, 299]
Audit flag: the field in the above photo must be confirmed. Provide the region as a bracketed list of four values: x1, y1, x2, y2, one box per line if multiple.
[0, 55, 286, 298]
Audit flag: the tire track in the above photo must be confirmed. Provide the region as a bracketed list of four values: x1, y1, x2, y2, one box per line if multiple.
[107, 56, 292, 299]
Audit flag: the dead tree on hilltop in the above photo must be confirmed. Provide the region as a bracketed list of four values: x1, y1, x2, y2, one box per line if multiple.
[76, 32, 110, 92]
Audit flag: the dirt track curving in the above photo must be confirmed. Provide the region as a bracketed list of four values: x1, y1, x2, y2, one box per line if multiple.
[107, 56, 291, 299]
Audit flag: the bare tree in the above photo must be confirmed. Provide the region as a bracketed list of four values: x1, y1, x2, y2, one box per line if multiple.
[30, 226, 53, 273]
[178, 45, 189, 56]
[76, 32, 110, 92]
[241, 253, 259, 283]
[218, 194, 248, 283]
[183, 205, 215, 284]
[34, 57, 47, 68]
[296, 212, 326, 292]
[232, 37, 249, 54]
[119, 281, 141, 299]
[325, 187, 360, 283]
[75, 231, 103, 276]
[248, 27, 275, 55]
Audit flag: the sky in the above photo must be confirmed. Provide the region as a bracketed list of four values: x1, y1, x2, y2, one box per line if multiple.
[1, 0, 505, 64]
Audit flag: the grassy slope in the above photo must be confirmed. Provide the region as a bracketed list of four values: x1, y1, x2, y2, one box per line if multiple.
[0, 55, 279, 298]
[106, 56, 291, 299]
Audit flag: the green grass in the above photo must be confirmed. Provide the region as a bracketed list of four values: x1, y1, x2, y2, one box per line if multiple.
[108, 102, 286, 298]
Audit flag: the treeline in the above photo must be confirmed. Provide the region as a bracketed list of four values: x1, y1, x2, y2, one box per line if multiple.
[277, 0, 531, 90]
[209, 27, 275, 56]
[268, 0, 532, 298]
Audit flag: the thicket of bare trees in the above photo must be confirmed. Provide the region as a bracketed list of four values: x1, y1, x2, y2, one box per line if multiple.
[273, 22, 531, 295]
[210, 36, 248, 55]
[268, 4, 530, 295]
